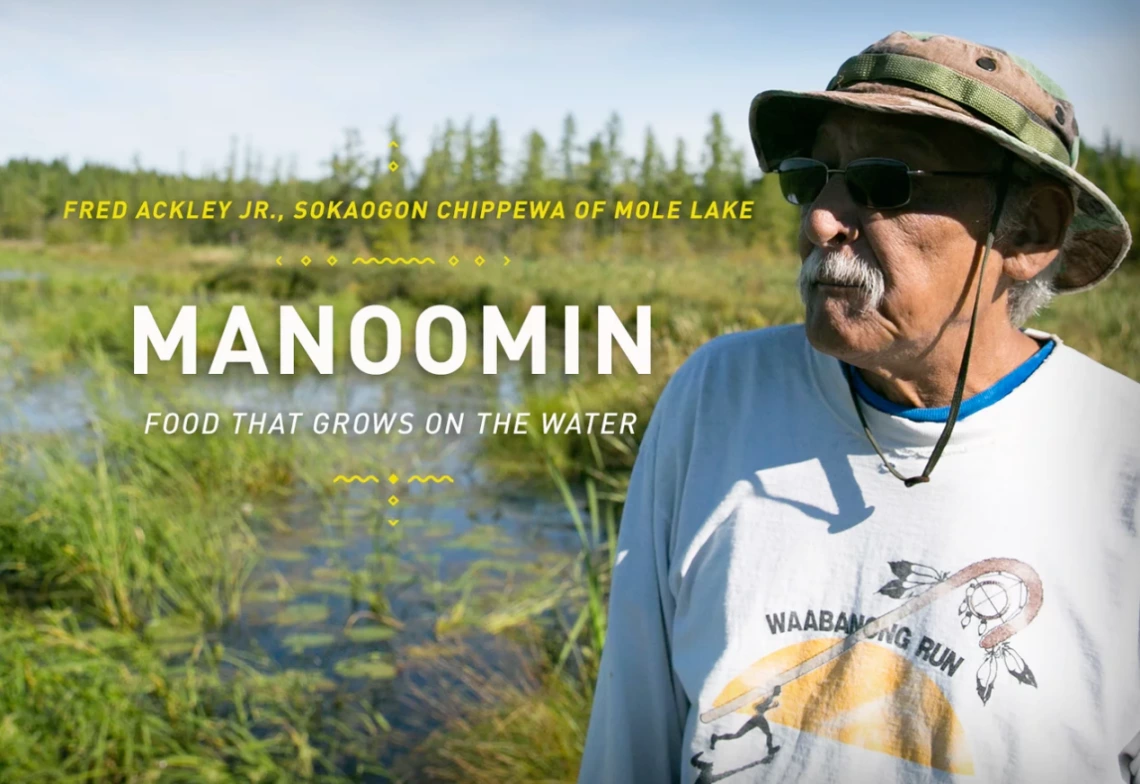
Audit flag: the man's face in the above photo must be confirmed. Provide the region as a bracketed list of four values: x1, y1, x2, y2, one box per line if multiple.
[797, 107, 1004, 365]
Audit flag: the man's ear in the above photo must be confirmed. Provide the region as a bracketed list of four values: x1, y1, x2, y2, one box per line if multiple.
[1001, 179, 1074, 282]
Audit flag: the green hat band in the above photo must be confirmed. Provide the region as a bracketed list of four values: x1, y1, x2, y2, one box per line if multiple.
[828, 53, 1075, 167]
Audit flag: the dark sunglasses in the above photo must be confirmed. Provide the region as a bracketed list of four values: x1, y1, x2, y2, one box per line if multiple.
[776, 157, 1000, 210]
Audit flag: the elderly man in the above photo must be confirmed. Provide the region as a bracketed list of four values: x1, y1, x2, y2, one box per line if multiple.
[578, 31, 1140, 784]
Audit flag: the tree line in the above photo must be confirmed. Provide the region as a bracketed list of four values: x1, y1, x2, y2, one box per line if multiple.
[1, 112, 1137, 263]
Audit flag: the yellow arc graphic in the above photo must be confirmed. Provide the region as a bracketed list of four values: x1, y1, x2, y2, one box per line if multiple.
[710, 638, 974, 774]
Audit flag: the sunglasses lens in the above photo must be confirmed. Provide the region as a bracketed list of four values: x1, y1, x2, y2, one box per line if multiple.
[777, 158, 827, 206]
[845, 159, 911, 209]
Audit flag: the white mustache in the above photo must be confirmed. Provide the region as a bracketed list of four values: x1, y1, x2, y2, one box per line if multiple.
[797, 248, 885, 313]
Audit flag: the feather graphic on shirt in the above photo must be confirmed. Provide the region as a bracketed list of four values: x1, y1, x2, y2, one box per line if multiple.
[976, 653, 999, 705]
[877, 560, 948, 599]
[876, 562, 1042, 706]
[1000, 644, 1037, 687]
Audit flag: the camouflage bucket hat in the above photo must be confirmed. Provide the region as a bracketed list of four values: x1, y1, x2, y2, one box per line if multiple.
[749, 30, 1132, 292]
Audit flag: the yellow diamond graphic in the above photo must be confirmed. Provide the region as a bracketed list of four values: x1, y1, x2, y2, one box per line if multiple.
[448, 255, 459, 266]
[388, 473, 399, 484]
[327, 255, 338, 266]
[474, 255, 485, 267]
[301, 255, 312, 266]
[388, 495, 399, 506]
[388, 161, 399, 172]
[388, 518, 399, 527]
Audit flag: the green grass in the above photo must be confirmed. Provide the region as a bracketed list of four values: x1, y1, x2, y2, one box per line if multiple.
[406, 659, 594, 784]
[0, 351, 394, 782]
[0, 610, 356, 783]
[0, 353, 327, 631]
[1031, 265, 1140, 380]
[399, 432, 618, 784]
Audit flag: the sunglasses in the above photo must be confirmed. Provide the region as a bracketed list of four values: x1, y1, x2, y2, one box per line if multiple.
[776, 157, 1000, 210]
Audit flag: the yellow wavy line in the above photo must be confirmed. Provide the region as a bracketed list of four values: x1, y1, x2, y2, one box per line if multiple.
[351, 257, 436, 265]
[334, 475, 380, 483]
[407, 474, 454, 484]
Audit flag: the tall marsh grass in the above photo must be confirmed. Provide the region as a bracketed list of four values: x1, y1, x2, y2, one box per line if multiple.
[404, 422, 622, 782]
[0, 354, 381, 782]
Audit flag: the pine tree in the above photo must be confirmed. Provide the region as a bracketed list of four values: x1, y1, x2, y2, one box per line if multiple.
[478, 118, 504, 195]
[639, 128, 665, 197]
[559, 113, 578, 183]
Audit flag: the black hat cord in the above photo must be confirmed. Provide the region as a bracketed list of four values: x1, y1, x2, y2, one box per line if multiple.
[844, 158, 1014, 487]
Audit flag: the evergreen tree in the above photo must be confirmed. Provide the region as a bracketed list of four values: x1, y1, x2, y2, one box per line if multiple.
[639, 128, 665, 197]
[478, 117, 504, 195]
[559, 113, 578, 183]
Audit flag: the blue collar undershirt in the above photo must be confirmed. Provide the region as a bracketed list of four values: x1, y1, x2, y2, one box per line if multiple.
[842, 338, 1056, 423]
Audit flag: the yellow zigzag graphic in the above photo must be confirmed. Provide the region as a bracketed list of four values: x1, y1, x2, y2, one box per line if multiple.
[352, 257, 436, 265]
[408, 475, 454, 484]
[334, 475, 380, 483]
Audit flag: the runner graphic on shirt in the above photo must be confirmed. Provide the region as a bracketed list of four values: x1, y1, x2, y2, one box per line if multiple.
[690, 557, 1044, 781]
[709, 685, 781, 760]
[690, 751, 771, 784]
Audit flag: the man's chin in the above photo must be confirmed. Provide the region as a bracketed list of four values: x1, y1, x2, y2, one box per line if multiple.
[802, 299, 874, 359]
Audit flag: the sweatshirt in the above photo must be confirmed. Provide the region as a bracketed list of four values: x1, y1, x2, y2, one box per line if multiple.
[577, 324, 1140, 784]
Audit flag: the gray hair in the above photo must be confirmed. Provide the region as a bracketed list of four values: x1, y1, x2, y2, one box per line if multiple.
[993, 174, 1071, 327]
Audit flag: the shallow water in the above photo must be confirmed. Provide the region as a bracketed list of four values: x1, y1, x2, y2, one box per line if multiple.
[0, 361, 585, 776]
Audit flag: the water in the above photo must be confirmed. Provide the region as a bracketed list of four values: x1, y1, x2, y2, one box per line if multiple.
[0, 269, 46, 282]
[0, 361, 586, 776]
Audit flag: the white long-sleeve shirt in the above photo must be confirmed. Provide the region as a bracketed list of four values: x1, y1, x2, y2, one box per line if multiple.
[578, 324, 1140, 784]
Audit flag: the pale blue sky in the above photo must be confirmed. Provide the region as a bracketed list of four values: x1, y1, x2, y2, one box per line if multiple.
[2, 0, 1137, 181]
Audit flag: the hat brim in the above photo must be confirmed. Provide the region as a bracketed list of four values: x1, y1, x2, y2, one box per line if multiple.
[749, 88, 1132, 293]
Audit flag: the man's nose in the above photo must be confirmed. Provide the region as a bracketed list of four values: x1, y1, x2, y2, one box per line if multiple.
[801, 176, 861, 250]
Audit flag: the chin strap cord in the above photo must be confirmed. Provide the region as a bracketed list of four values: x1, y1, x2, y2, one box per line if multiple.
[845, 156, 1014, 487]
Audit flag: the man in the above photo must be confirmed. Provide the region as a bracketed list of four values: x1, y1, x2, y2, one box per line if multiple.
[578, 31, 1140, 784]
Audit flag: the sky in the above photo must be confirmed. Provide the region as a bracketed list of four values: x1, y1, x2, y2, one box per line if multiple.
[1, 0, 1137, 182]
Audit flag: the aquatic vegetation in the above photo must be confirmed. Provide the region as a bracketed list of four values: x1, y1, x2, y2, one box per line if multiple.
[344, 625, 398, 644]
[272, 603, 331, 626]
[282, 631, 337, 654]
[0, 609, 365, 782]
[242, 587, 288, 604]
[295, 579, 355, 598]
[264, 548, 309, 563]
[0, 393, 297, 631]
[334, 652, 398, 681]
[311, 565, 347, 581]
